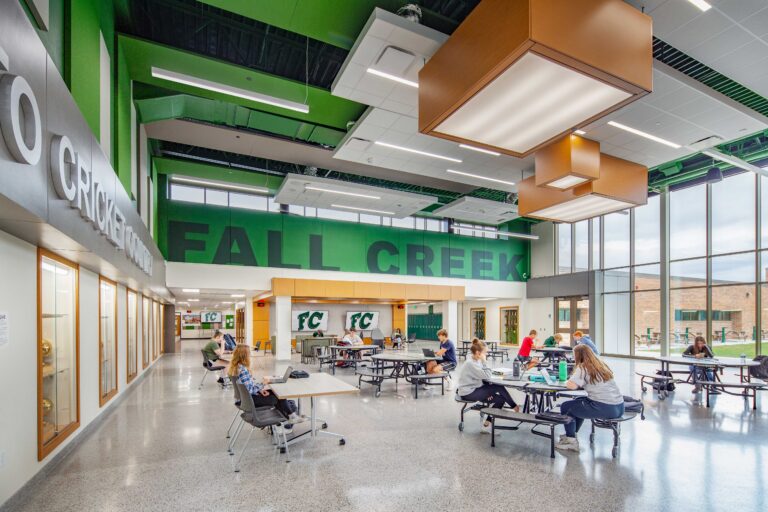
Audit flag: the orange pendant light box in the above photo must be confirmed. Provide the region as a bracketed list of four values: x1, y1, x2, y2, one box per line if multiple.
[535, 134, 601, 189]
[418, 0, 652, 158]
[518, 153, 648, 223]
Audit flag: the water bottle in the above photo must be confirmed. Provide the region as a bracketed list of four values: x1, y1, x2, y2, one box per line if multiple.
[740, 353, 746, 364]
[558, 359, 567, 382]
[512, 359, 521, 379]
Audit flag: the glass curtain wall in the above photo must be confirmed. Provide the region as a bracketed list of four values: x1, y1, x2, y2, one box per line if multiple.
[555, 171, 764, 357]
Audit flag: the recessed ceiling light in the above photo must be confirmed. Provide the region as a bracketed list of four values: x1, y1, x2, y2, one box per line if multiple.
[446, 169, 515, 186]
[458, 144, 501, 157]
[331, 204, 395, 215]
[574, 130, 586, 135]
[366, 68, 418, 88]
[304, 186, 380, 200]
[187, 299, 199, 302]
[171, 176, 269, 194]
[182, 288, 199, 293]
[451, 225, 538, 240]
[151, 67, 310, 113]
[607, 121, 681, 149]
[222, 301, 233, 304]
[686, 0, 712, 12]
[374, 141, 462, 163]
[231, 294, 245, 298]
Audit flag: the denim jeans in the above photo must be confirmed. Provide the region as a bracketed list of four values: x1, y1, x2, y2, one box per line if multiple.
[561, 397, 624, 437]
[689, 365, 714, 383]
[461, 384, 517, 409]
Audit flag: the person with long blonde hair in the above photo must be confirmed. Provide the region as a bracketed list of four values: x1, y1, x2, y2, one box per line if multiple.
[228, 345, 298, 431]
[555, 345, 624, 452]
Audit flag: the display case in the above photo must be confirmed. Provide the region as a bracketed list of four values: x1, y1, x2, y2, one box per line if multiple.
[142, 296, 150, 369]
[153, 301, 160, 360]
[99, 277, 118, 406]
[38, 250, 79, 460]
[126, 289, 138, 383]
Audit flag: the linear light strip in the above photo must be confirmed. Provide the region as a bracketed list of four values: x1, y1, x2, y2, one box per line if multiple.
[331, 204, 395, 215]
[446, 169, 515, 186]
[687, 0, 712, 12]
[366, 68, 419, 88]
[458, 144, 501, 156]
[171, 176, 270, 194]
[374, 141, 462, 163]
[452, 225, 539, 240]
[607, 121, 682, 149]
[702, 149, 768, 178]
[151, 67, 310, 114]
[304, 186, 380, 200]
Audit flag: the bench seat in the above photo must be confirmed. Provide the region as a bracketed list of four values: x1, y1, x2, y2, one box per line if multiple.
[481, 407, 565, 458]
[699, 380, 767, 409]
[590, 412, 641, 458]
[407, 373, 447, 399]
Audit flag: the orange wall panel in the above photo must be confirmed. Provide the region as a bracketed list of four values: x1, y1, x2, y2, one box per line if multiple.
[354, 281, 381, 298]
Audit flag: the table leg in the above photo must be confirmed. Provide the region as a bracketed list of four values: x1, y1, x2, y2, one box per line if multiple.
[310, 396, 317, 439]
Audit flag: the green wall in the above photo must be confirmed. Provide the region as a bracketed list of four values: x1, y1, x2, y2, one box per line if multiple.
[159, 197, 530, 282]
[21, 0, 66, 74]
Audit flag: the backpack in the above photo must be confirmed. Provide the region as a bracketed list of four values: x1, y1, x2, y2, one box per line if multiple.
[223, 333, 236, 351]
[653, 370, 675, 392]
[749, 355, 768, 379]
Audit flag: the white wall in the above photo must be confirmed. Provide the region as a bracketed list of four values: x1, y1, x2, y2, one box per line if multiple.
[291, 302, 393, 337]
[0, 231, 161, 507]
[531, 222, 555, 278]
[459, 297, 554, 344]
[179, 308, 236, 339]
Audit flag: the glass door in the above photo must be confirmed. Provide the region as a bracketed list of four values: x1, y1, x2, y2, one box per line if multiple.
[556, 297, 590, 345]
[500, 307, 519, 345]
[470, 308, 486, 340]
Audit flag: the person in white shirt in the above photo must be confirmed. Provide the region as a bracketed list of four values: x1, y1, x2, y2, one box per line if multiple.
[345, 328, 363, 346]
[457, 339, 519, 433]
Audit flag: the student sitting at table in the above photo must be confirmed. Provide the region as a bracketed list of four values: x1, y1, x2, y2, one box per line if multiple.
[203, 332, 230, 386]
[573, 330, 600, 355]
[683, 335, 716, 393]
[227, 345, 298, 432]
[457, 339, 520, 433]
[426, 329, 458, 389]
[543, 333, 563, 347]
[391, 328, 404, 349]
[345, 328, 363, 346]
[555, 345, 624, 453]
[516, 330, 540, 368]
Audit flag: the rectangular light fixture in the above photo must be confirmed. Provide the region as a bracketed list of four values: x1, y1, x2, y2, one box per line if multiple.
[366, 68, 419, 88]
[574, 130, 586, 135]
[374, 141, 461, 163]
[607, 121, 682, 149]
[187, 299, 199, 302]
[452, 225, 539, 240]
[331, 204, 395, 215]
[182, 288, 199, 293]
[231, 294, 245, 298]
[687, 0, 712, 12]
[519, 153, 647, 222]
[419, 0, 652, 157]
[446, 169, 515, 186]
[535, 134, 600, 189]
[171, 176, 270, 194]
[304, 186, 380, 200]
[151, 67, 310, 114]
[702, 149, 768, 178]
[458, 144, 501, 157]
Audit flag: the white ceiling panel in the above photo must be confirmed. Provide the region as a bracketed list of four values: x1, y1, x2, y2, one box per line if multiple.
[331, 7, 448, 117]
[626, 0, 768, 99]
[579, 66, 765, 167]
[433, 197, 519, 225]
[334, 107, 531, 191]
[274, 174, 437, 219]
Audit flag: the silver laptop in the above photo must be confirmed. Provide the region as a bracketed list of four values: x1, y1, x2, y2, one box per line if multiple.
[540, 368, 567, 388]
[270, 366, 293, 384]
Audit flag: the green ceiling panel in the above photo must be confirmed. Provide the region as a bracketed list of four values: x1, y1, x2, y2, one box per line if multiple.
[154, 157, 285, 192]
[307, 126, 342, 147]
[119, 35, 365, 130]
[199, 0, 405, 49]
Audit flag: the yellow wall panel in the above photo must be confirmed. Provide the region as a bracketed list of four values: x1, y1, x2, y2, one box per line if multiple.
[379, 282, 402, 299]
[354, 281, 381, 298]
[326, 280, 355, 298]
[428, 286, 451, 301]
[451, 286, 466, 300]
[272, 278, 295, 296]
[406, 284, 430, 300]
[295, 279, 326, 296]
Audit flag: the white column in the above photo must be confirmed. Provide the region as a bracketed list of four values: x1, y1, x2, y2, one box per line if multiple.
[245, 298, 253, 347]
[274, 296, 292, 360]
[442, 300, 459, 341]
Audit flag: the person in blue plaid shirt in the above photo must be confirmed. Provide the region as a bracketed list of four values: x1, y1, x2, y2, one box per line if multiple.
[227, 345, 298, 430]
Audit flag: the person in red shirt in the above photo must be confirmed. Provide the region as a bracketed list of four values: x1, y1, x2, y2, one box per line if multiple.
[516, 329, 538, 364]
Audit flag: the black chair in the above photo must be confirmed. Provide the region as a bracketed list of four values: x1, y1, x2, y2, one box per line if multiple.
[226, 381, 243, 453]
[232, 382, 291, 472]
[407, 333, 417, 346]
[253, 341, 262, 353]
[199, 350, 226, 389]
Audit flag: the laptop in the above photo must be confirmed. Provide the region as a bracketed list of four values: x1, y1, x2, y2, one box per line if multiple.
[269, 366, 293, 384]
[540, 368, 567, 388]
[503, 366, 527, 381]
[422, 348, 436, 358]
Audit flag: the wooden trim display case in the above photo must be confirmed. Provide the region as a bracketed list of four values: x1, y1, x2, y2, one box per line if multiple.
[126, 289, 138, 384]
[142, 296, 150, 369]
[38, 249, 80, 460]
[98, 276, 118, 406]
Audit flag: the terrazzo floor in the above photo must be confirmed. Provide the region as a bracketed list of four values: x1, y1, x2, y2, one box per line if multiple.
[5, 341, 768, 512]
